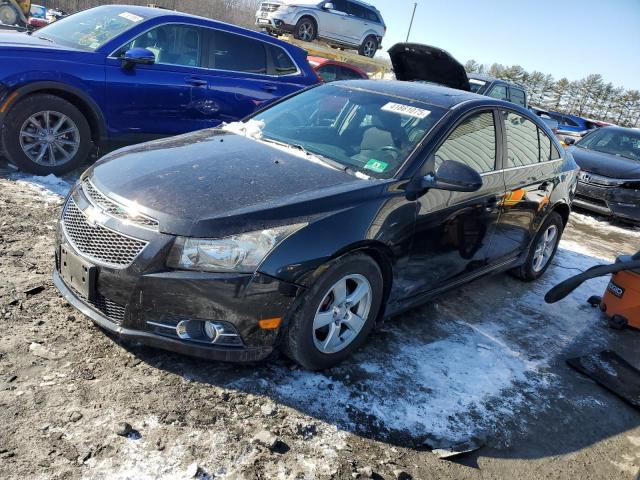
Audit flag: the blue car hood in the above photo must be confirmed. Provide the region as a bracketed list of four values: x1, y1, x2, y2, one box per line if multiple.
[0, 32, 83, 53]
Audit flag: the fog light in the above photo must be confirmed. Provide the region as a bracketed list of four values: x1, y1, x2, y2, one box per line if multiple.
[176, 320, 201, 340]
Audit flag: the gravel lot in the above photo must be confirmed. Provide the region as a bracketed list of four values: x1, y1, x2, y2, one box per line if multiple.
[1, 159, 640, 480]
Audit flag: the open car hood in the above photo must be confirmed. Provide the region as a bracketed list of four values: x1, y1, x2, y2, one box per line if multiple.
[388, 43, 470, 91]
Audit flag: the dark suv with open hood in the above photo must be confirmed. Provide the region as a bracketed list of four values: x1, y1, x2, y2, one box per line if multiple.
[54, 80, 577, 369]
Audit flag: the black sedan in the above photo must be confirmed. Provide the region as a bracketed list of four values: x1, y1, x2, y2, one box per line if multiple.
[569, 126, 640, 223]
[54, 81, 578, 369]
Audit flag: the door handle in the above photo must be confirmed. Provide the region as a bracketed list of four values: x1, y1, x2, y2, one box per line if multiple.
[186, 76, 207, 87]
[263, 84, 278, 92]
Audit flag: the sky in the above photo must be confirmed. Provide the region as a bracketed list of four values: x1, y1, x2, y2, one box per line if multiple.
[372, 0, 640, 91]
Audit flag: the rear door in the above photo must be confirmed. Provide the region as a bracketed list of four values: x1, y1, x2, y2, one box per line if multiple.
[199, 28, 301, 124]
[488, 110, 563, 262]
[404, 109, 506, 297]
[344, 1, 369, 44]
[105, 23, 210, 142]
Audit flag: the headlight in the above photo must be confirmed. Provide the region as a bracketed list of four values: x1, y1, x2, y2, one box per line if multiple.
[166, 224, 306, 273]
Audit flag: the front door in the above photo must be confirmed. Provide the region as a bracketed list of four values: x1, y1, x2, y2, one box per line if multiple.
[404, 110, 505, 298]
[105, 23, 209, 143]
[488, 110, 563, 262]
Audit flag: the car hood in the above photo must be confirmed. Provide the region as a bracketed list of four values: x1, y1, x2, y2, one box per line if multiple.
[388, 43, 470, 91]
[570, 146, 640, 179]
[0, 31, 82, 53]
[88, 129, 383, 237]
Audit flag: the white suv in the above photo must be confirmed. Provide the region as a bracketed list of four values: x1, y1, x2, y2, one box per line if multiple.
[256, 0, 386, 57]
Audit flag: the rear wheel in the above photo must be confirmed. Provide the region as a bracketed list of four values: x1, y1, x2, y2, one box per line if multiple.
[294, 17, 316, 42]
[283, 253, 383, 370]
[512, 212, 564, 281]
[359, 35, 378, 57]
[2, 94, 91, 175]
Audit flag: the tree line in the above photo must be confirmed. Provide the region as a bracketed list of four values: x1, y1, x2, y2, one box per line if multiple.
[464, 60, 640, 127]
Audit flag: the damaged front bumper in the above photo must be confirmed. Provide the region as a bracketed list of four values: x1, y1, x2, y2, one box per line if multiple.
[574, 179, 640, 223]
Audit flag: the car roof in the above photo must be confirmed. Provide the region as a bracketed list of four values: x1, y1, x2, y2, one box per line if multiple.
[597, 125, 640, 135]
[331, 79, 494, 109]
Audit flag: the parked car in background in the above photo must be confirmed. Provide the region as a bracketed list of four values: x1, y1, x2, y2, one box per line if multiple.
[467, 73, 528, 108]
[547, 111, 599, 136]
[569, 126, 640, 223]
[308, 55, 368, 81]
[256, 0, 385, 57]
[27, 3, 47, 28]
[388, 43, 528, 108]
[0, 5, 318, 174]
[54, 80, 577, 369]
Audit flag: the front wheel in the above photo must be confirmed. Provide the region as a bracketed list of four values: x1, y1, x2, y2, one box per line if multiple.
[283, 253, 384, 370]
[293, 17, 316, 42]
[359, 35, 378, 58]
[512, 212, 564, 281]
[2, 94, 92, 175]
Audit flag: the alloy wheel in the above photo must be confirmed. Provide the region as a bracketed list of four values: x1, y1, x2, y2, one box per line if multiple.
[532, 224, 558, 272]
[298, 22, 314, 41]
[19, 110, 80, 167]
[312, 274, 372, 354]
[363, 39, 376, 57]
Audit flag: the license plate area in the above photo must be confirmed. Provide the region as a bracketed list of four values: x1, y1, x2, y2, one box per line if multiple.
[60, 246, 96, 301]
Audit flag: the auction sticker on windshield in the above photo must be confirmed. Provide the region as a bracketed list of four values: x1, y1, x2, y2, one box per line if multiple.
[381, 102, 430, 119]
[118, 12, 143, 22]
[364, 159, 388, 173]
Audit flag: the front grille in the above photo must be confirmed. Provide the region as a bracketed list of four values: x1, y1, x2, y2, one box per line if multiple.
[92, 292, 126, 325]
[83, 180, 159, 230]
[260, 2, 280, 12]
[62, 199, 147, 267]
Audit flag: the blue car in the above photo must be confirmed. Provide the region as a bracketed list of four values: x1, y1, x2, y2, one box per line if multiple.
[547, 111, 599, 136]
[0, 5, 318, 174]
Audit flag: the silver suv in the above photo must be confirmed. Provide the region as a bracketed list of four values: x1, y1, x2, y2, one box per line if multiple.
[256, 0, 386, 57]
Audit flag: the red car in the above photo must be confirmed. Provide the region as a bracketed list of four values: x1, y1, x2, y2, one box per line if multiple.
[307, 56, 368, 83]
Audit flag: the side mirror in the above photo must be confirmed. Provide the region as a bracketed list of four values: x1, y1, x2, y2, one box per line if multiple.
[122, 48, 155, 68]
[324, 2, 334, 9]
[408, 160, 483, 199]
[564, 136, 576, 146]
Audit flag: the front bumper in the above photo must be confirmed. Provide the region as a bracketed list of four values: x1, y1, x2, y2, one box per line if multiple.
[255, 12, 295, 31]
[53, 184, 303, 362]
[575, 181, 640, 223]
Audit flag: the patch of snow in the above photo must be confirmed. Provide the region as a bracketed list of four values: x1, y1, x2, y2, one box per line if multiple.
[12, 173, 73, 202]
[571, 211, 640, 237]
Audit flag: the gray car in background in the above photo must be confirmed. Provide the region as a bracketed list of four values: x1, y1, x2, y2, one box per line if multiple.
[256, 0, 385, 57]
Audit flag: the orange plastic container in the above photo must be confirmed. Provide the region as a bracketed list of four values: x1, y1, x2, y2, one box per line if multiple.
[601, 267, 640, 329]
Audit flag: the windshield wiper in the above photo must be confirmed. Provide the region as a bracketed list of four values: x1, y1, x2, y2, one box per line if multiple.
[261, 137, 352, 173]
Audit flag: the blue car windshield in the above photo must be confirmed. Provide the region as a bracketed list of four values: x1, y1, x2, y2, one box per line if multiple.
[252, 84, 446, 178]
[36, 6, 148, 51]
[577, 129, 640, 162]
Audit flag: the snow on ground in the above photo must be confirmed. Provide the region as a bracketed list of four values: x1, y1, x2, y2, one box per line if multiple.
[8, 172, 75, 203]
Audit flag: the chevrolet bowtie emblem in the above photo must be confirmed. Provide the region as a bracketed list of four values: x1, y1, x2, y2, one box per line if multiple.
[85, 206, 109, 228]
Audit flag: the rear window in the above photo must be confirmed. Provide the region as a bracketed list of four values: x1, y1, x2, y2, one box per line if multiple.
[503, 111, 539, 167]
[267, 44, 297, 75]
[209, 29, 266, 74]
[510, 88, 526, 107]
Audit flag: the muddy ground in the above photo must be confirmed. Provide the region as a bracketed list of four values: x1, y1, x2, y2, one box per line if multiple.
[1, 162, 640, 480]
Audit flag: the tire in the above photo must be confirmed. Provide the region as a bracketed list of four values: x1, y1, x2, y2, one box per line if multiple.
[512, 212, 564, 281]
[358, 35, 378, 58]
[283, 253, 384, 370]
[2, 93, 92, 175]
[0, 4, 18, 26]
[293, 16, 316, 42]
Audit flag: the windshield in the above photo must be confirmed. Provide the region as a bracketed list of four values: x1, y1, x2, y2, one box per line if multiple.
[577, 128, 640, 161]
[252, 84, 446, 178]
[36, 6, 148, 51]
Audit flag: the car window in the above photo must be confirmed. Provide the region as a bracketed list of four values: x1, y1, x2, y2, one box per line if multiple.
[510, 88, 526, 107]
[468, 79, 486, 93]
[348, 2, 368, 19]
[435, 111, 496, 174]
[209, 29, 266, 74]
[577, 129, 640, 161]
[487, 85, 508, 101]
[339, 66, 364, 80]
[503, 111, 540, 167]
[267, 44, 297, 75]
[317, 65, 338, 82]
[539, 128, 552, 161]
[551, 142, 561, 160]
[563, 116, 579, 127]
[330, 0, 348, 13]
[365, 8, 380, 22]
[252, 84, 446, 179]
[117, 24, 204, 67]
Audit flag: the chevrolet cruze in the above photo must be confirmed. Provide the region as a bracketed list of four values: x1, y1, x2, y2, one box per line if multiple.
[54, 80, 578, 370]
